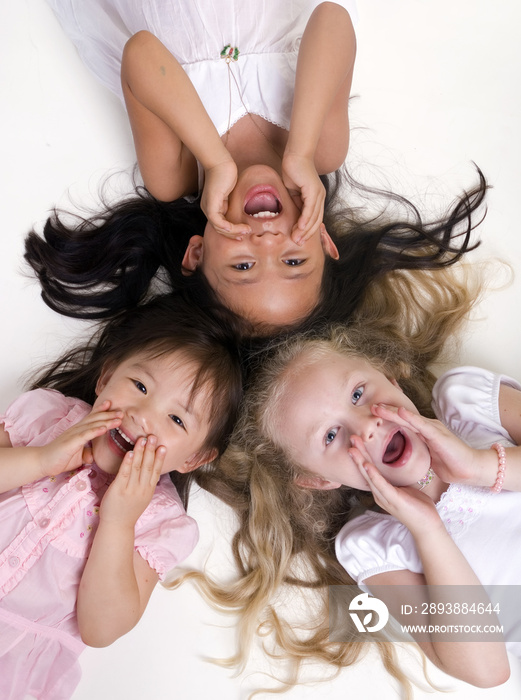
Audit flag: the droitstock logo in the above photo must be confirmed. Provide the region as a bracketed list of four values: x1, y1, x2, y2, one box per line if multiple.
[349, 593, 389, 633]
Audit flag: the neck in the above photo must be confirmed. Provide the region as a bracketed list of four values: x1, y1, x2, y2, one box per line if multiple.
[421, 473, 450, 503]
[223, 115, 287, 175]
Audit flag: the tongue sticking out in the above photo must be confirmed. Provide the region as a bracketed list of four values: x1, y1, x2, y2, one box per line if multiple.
[244, 192, 281, 216]
[383, 431, 406, 465]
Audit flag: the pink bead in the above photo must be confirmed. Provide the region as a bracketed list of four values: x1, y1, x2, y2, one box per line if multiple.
[490, 443, 507, 494]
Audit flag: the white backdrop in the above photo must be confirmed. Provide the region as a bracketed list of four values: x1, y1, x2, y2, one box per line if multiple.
[1, 1, 521, 698]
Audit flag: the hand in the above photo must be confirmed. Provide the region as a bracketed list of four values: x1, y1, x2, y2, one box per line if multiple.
[349, 444, 442, 536]
[39, 400, 122, 478]
[200, 158, 251, 237]
[99, 435, 165, 528]
[281, 152, 325, 244]
[371, 404, 485, 486]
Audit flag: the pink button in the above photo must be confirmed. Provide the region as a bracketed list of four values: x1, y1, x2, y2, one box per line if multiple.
[75, 481, 87, 492]
[8, 557, 19, 568]
[39, 518, 50, 528]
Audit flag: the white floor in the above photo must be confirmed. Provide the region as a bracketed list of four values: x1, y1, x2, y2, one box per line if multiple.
[1, 1, 521, 698]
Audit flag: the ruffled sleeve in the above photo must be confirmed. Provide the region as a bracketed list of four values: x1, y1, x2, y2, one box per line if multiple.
[0, 389, 91, 448]
[432, 366, 521, 449]
[134, 475, 199, 581]
[335, 511, 422, 585]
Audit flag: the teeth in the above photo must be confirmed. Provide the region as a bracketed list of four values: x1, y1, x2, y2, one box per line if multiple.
[252, 211, 278, 219]
[116, 427, 134, 446]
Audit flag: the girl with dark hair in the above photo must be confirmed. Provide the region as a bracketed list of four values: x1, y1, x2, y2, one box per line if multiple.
[42, 0, 357, 329]
[24, 167, 487, 341]
[0, 293, 242, 700]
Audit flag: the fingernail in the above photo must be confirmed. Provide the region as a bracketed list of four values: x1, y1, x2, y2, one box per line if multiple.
[140, 438, 147, 446]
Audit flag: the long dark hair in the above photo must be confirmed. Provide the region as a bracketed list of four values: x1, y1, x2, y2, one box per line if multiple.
[30, 292, 243, 505]
[24, 167, 486, 337]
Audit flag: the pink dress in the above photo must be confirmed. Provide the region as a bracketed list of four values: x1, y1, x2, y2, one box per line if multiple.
[0, 389, 198, 700]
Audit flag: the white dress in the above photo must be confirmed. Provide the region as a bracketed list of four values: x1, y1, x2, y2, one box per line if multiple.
[46, 0, 358, 136]
[335, 366, 521, 656]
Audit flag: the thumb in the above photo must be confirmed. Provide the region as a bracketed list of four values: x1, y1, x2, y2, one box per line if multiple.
[82, 442, 94, 466]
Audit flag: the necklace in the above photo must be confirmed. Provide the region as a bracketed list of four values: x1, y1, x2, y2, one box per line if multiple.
[220, 45, 283, 159]
[417, 467, 435, 491]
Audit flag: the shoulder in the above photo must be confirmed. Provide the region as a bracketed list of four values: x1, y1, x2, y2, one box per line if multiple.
[0, 389, 91, 448]
[134, 475, 199, 580]
[335, 510, 421, 585]
[432, 366, 521, 448]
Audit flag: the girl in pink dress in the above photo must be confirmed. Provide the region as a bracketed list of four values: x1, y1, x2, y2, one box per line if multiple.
[0, 293, 241, 700]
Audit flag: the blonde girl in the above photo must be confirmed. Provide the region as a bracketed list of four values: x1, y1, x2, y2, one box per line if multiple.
[0, 293, 241, 700]
[206, 321, 521, 691]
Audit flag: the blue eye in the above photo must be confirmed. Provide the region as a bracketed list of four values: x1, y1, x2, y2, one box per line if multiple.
[352, 386, 364, 404]
[133, 380, 147, 394]
[233, 262, 254, 270]
[325, 428, 338, 446]
[170, 415, 185, 429]
[283, 258, 305, 266]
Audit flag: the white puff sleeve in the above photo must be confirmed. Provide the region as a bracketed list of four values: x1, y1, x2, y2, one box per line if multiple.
[335, 511, 422, 586]
[432, 366, 521, 449]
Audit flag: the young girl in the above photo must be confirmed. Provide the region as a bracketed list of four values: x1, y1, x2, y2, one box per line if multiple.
[218, 324, 520, 689]
[0, 293, 241, 700]
[36, 1, 483, 336]
[42, 0, 357, 329]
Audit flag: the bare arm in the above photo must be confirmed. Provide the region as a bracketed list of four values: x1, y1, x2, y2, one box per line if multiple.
[283, 2, 356, 241]
[355, 454, 510, 687]
[77, 436, 164, 647]
[121, 31, 248, 235]
[0, 403, 121, 494]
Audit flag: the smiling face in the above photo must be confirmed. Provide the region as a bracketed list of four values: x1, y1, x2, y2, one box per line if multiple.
[91, 350, 215, 476]
[272, 351, 431, 491]
[182, 166, 339, 328]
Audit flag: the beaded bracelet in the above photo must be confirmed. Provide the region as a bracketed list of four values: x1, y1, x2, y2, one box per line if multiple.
[490, 442, 506, 493]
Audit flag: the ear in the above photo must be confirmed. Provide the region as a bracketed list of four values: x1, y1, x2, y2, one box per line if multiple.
[179, 447, 219, 474]
[320, 224, 339, 260]
[295, 474, 342, 490]
[95, 363, 115, 396]
[390, 377, 403, 391]
[181, 235, 204, 275]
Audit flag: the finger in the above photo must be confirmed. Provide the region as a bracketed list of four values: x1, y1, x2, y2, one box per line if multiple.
[210, 213, 251, 237]
[82, 443, 94, 465]
[151, 445, 167, 485]
[292, 197, 324, 244]
[137, 435, 159, 484]
[128, 437, 148, 480]
[349, 434, 373, 464]
[117, 450, 134, 481]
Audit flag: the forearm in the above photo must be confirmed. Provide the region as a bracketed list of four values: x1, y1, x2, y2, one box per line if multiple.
[413, 526, 509, 686]
[121, 31, 231, 171]
[0, 446, 46, 493]
[77, 520, 151, 647]
[285, 3, 355, 160]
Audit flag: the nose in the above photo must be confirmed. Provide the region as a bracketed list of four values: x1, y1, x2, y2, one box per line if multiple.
[129, 406, 151, 436]
[357, 411, 382, 442]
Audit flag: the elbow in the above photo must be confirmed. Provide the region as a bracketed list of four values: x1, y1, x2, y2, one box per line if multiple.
[460, 661, 510, 689]
[79, 626, 121, 648]
[122, 31, 158, 82]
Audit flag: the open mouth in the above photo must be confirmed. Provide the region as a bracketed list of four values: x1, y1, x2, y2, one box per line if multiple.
[382, 430, 407, 466]
[244, 186, 282, 219]
[110, 427, 135, 454]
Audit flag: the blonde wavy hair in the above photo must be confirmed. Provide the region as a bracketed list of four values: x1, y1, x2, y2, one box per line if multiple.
[171, 260, 484, 696]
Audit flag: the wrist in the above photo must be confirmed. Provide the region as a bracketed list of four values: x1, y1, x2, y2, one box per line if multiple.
[201, 146, 234, 173]
[470, 448, 500, 489]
